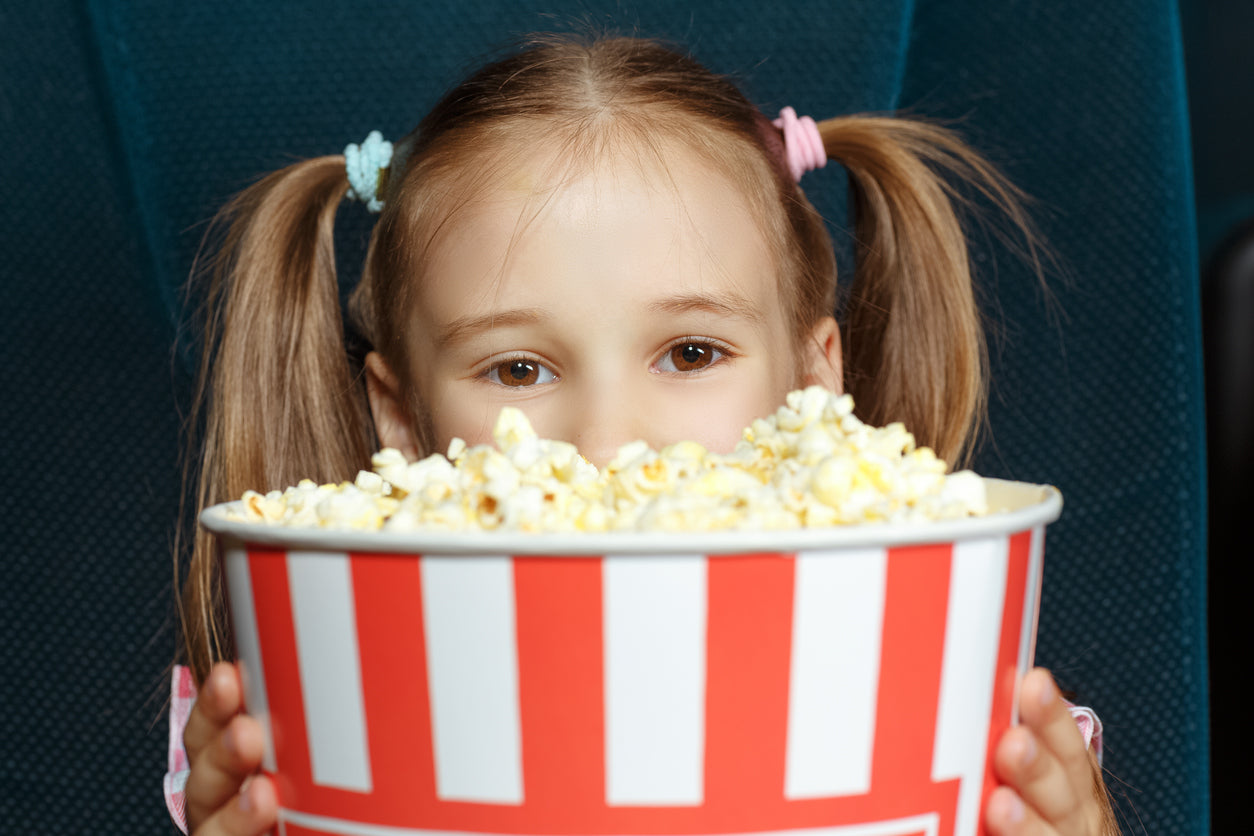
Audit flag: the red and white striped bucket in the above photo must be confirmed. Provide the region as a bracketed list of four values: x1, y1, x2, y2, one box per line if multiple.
[202, 478, 1060, 836]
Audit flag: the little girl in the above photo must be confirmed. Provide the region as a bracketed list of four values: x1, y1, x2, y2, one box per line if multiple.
[170, 35, 1116, 836]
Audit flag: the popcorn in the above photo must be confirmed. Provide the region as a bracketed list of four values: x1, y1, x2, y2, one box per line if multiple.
[227, 387, 988, 532]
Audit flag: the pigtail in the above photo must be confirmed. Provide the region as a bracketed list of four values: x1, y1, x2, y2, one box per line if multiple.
[817, 116, 1040, 465]
[178, 156, 375, 683]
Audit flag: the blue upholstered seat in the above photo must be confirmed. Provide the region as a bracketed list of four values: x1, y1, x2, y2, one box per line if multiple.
[1, 1, 1209, 832]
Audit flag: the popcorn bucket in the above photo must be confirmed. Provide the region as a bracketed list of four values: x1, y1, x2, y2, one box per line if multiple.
[201, 478, 1060, 836]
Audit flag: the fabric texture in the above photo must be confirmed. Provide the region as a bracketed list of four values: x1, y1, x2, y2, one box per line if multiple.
[1, 2, 185, 833]
[164, 667, 196, 834]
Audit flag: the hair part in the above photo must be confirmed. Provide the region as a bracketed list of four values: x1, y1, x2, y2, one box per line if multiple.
[354, 36, 793, 420]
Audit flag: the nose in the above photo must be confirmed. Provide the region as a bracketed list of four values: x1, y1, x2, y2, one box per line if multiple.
[561, 381, 651, 468]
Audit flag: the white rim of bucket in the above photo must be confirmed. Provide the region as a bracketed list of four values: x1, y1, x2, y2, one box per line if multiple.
[200, 478, 1061, 556]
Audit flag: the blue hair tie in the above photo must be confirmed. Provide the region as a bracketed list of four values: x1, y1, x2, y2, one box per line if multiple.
[344, 131, 393, 213]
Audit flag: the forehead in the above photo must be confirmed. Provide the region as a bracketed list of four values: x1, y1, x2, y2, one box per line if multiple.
[417, 136, 781, 320]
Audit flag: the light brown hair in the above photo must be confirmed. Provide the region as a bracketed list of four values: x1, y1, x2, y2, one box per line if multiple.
[179, 34, 1040, 682]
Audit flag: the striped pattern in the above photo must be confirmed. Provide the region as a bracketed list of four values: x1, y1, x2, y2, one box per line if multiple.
[420, 556, 522, 803]
[785, 548, 885, 800]
[604, 555, 707, 806]
[287, 552, 372, 792]
[226, 530, 1041, 836]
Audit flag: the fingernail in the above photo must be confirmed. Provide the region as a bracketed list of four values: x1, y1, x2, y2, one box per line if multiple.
[1019, 734, 1037, 766]
[1006, 792, 1025, 823]
[223, 724, 239, 756]
[239, 776, 254, 812]
[209, 665, 233, 704]
[1039, 673, 1057, 707]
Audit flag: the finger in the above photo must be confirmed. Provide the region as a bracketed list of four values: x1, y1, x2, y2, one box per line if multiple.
[185, 714, 266, 831]
[984, 785, 1054, 836]
[1018, 669, 1094, 799]
[993, 723, 1078, 825]
[192, 773, 278, 836]
[185, 663, 244, 761]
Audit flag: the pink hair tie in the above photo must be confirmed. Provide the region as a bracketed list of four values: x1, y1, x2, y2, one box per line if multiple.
[772, 106, 827, 182]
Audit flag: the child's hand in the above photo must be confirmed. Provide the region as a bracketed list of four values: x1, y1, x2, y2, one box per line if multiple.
[985, 668, 1116, 835]
[183, 662, 278, 835]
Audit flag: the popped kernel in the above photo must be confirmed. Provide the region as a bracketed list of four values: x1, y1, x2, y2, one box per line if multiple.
[226, 387, 988, 532]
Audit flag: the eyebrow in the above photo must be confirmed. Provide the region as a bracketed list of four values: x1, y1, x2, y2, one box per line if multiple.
[435, 307, 549, 349]
[648, 291, 766, 324]
[435, 291, 764, 349]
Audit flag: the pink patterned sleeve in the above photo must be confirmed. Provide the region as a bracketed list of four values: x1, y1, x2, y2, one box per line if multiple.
[164, 664, 196, 834]
[1067, 702, 1104, 765]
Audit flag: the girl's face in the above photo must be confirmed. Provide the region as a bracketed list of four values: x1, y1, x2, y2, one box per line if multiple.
[373, 141, 841, 467]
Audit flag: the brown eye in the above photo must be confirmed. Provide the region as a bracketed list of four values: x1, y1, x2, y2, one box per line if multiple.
[487, 358, 555, 387]
[502, 360, 538, 386]
[669, 342, 713, 372]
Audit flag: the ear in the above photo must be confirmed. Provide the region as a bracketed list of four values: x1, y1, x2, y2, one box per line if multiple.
[364, 352, 421, 461]
[801, 316, 843, 393]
